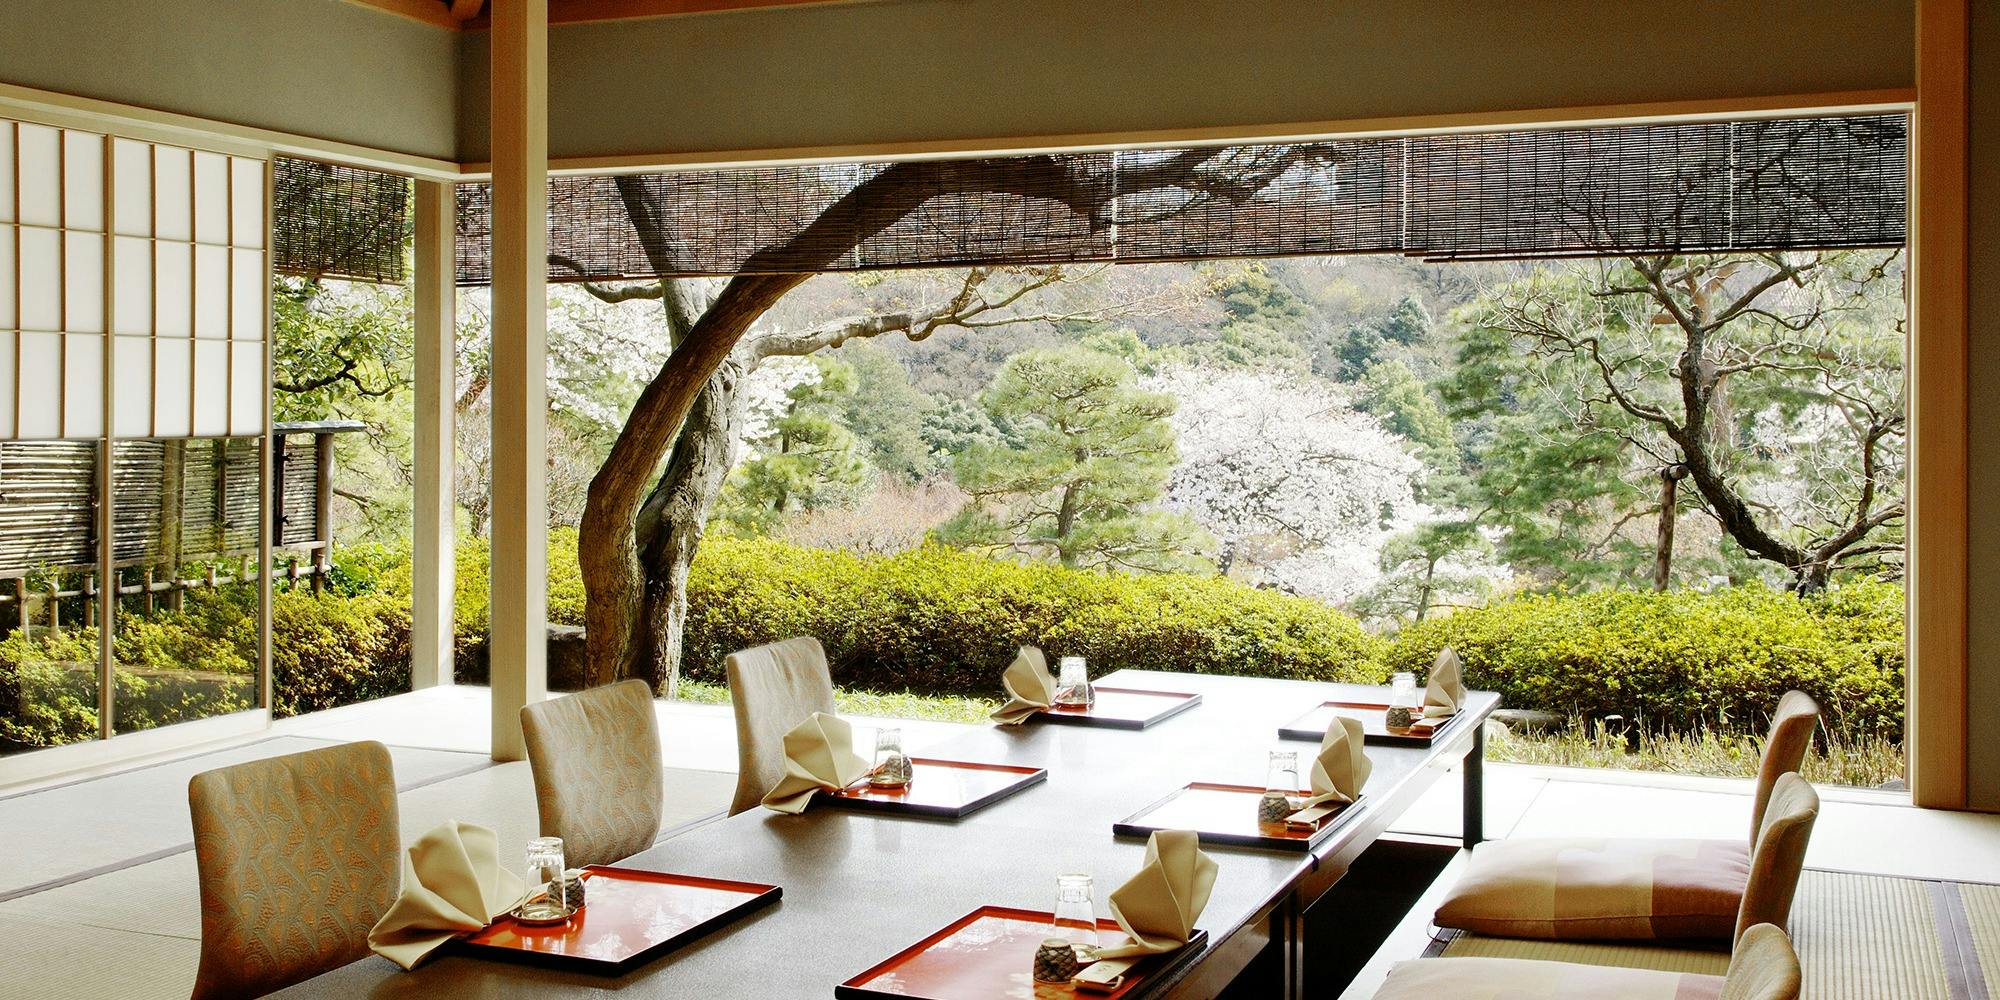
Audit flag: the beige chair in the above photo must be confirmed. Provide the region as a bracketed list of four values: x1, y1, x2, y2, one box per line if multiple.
[724, 636, 836, 815]
[1735, 773, 1819, 941]
[1371, 922, 1800, 1000]
[521, 678, 665, 868]
[1435, 692, 1821, 942]
[189, 740, 401, 1000]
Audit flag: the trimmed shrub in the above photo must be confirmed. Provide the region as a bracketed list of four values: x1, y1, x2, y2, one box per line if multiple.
[270, 588, 412, 719]
[1382, 579, 1904, 738]
[681, 537, 1387, 694]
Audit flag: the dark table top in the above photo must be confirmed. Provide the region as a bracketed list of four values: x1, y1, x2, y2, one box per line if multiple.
[272, 670, 1498, 999]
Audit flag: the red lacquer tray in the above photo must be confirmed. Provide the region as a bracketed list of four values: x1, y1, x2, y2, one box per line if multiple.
[1277, 700, 1462, 748]
[821, 758, 1048, 819]
[1113, 782, 1365, 853]
[836, 905, 1208, 1000]
[1034, 687, 1202, 730]
[455, 865, 781, 975]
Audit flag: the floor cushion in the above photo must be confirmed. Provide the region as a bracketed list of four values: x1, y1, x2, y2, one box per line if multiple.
[1373, 956, 1724, 1000]
[1435, 838, 1751, 941]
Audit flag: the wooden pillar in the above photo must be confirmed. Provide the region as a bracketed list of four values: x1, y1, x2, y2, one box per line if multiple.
[487, 0, 549, 761]
[1911, 0, 1971, 809]
[312, 433, 333, 596]
[411, 180, 458, 690]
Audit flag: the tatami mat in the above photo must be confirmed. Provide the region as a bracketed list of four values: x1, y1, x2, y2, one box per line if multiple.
[1439, 869, 1985, 998]
[0, 736, 493, 902]
[0, 912, 200, 1000]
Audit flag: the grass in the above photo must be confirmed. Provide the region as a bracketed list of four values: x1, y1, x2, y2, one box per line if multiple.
[673, 679, 1000, 724]
[1486, 725, 1906, 789]
[672, 680, 1905, 787]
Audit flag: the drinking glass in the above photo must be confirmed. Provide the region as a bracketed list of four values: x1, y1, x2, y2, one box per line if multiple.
[1259, 749, 1301, 830]
[521, 836, 570, 921]
[869, 727, 913, 787]
[1386, 671, 1420, 732]
[1054, 656, 1095, 708]
[1051, 873, 1098, 949]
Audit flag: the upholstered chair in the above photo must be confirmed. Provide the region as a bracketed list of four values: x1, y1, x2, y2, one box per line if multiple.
[724, 636, 837, 815]
[1369, 922, 1801, 1000]
[188, 740, 400, 1000]
[1434, 692, 1821, 942]
[520, 678, 665, 868]
[1734, 773, 1820, 941]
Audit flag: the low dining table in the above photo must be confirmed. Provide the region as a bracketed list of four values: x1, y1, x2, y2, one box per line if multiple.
[274, 670, 1498, 1000]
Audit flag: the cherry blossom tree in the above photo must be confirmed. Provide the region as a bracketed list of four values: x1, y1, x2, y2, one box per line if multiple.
[1144, 366, 1423, 601]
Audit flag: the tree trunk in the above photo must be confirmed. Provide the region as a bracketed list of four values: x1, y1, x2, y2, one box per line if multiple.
[1652, 464, 1687, 591]
[633, 362, 746, 695]
[1415, 556, 1437, 623]
[579, 273, 807, 688]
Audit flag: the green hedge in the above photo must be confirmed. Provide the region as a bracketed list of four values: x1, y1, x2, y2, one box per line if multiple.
[0, 584, 413, 752]
[1382, 580, 1905, 738]
[681, 537, 1388, 694]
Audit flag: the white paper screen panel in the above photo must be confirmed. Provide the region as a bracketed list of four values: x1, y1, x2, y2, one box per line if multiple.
[0, 126, 14, 225]
[0, 117, 269, 443]
[16, 125, 60, 229]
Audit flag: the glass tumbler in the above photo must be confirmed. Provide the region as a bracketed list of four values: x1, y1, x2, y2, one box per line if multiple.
[520, 836, 570, 921]
[869, 727, 913, 788]
[1386, 671, 1420, 732]
[1259, 749, 1301, 830]
[1054, 656, 1095, 708]
[1051, 873, 1099, 950]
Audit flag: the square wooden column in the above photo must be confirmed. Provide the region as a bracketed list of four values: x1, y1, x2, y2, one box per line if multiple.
[411, 179, 457, 690]
[1911, 0, 1970, 809]
[488, 0, 549, 761]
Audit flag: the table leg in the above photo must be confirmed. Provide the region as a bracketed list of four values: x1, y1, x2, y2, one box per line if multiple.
[1462, 720, 1485, 850]
[1280, 891, 1306, 1000]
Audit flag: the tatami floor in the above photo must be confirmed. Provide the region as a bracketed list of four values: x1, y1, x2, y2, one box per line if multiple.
[1, 686, 1994, 1000]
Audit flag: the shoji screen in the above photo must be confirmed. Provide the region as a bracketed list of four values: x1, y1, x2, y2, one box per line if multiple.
[0, 120, 267, 442]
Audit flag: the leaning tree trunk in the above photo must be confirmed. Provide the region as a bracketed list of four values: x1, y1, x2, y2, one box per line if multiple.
[579, 273, 808, 688]
[633, 362, 746, 695]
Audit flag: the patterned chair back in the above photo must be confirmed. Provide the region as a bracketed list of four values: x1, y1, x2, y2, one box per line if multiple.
[521, 679, 665, 868]
[188, 740, 399, 999]
[724, 636, 837, 815]
[1750, 690, 1821, 844]
[1723, 923, 1803, 1000]
[1735, 772, 1819, 943]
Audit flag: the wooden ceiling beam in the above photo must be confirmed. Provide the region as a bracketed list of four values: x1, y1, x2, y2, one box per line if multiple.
[345, 0, 870, 30]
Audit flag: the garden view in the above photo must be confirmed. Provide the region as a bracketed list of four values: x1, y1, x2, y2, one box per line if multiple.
[0, 246, 1908, 787]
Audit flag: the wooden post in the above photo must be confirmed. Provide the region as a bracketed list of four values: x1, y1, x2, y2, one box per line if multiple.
[312, 431, 334, 596]
[411, 179, 458, 690]
[488, 0, 551, 761]
[1911, 0, 1971, 809]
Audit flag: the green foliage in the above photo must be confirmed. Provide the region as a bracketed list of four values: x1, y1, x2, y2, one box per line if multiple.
[1358, 359, 1458, 467]
[1486, 720, 1904, 788]
[269, 589, 411, 719]
[1383, 578, 1905, 738]
[832, 344, 938, 482]
[719, 356, 871, 535]
[681, 536, 1386, 696]
[941, 345, 1214, 572]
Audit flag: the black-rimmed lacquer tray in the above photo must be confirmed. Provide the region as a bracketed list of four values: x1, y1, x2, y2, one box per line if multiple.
[1033, 687, 1202, 730]
[835, 905, 1208, 999]
[819, 758, 1047, 819]
[1113, 782, 1365, 853]
[454, 865, 780, 975]
[1277, 700, 1465, 748]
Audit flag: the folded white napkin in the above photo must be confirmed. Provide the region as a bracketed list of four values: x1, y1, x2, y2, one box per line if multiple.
[368, 821, 527, 970]
[1424, 646, 1467, 718]
[760, 711, 872, 814]
[990, 646, 1056, 725]
[1293, 716, 1371, 822]
[1094, 829, 1217, 961]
